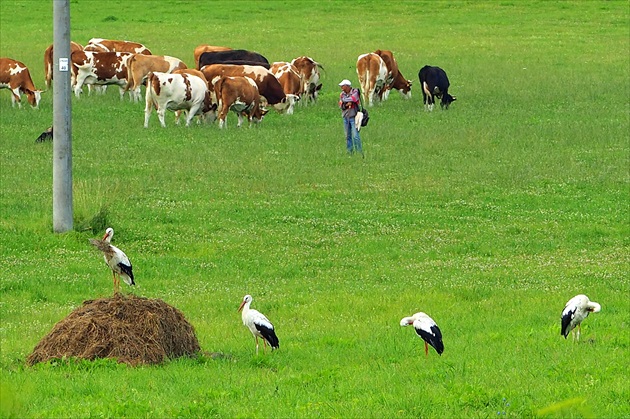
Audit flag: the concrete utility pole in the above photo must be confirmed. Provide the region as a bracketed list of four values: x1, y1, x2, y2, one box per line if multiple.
[52, 0, 73, 233]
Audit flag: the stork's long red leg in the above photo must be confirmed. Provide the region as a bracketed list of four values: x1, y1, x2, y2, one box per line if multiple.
[255, 336, 259, 355]
[112, 271, 117, 294]
[424, 341, 429, 358]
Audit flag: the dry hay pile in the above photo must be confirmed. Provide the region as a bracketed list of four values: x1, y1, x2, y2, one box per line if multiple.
[27, 294, 200, 366]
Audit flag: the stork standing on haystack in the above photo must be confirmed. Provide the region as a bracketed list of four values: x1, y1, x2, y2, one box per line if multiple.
[238, 294, 279, 354]
[89, 227, 135, 294]
[561, 294, 601, 341]
[400, 312, 444, 357]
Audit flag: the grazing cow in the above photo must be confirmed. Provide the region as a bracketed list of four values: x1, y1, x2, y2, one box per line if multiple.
[125, 54, 187, 94]
[84, 38, 152, 55]
[290, 56, 323, 104]
[374, 49, 412, 99]
[356, 53, 388, 106]
[44, 41, 83, 88]
[418, 65, 456, 110]
[144, 71, 215, 128]
[270, 62, 303, 111]
[214, 76, 267, 128]
[172, 69, 212, 124]
[201, 64, 298, 114]
[0, 58, 42, 108]
[198, 49, 270, 70]
[193, 44, 231, 69]
[71, 51, 137, 100]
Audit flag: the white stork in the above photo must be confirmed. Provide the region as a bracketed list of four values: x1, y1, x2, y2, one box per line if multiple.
[561, 294, 601, 341]
[89, 227, 135, 294]
[400, 312, 444, 357]
[237, 295, 279, 354]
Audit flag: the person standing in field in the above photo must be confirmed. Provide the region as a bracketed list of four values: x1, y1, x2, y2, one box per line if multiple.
[338, 79, 363, 157]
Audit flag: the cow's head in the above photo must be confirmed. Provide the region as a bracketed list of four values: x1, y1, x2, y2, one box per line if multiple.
[203, 102, 218, 124]
[252, 107, 269, 125]
[27, 89, 43, 108]
[272, 94, 299, 114]
[399, 80, 412, 99]
[441, 93, 456, 109]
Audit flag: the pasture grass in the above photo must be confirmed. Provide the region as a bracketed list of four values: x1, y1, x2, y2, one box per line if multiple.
[1, 1, 629, 417]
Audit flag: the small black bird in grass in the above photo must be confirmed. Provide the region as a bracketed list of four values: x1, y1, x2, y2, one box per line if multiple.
[35, 126, 53, 143]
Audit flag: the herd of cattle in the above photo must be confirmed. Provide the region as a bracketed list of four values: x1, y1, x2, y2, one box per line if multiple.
[0, 38, 456, 128]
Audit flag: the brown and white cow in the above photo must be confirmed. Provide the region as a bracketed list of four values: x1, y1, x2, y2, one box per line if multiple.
[290, 56, 323, 105]
[71, 51, 136, 100]
[356, 53, 389, 106]
[44, 41, 84, 88]
[270, 62, 303, 112]
[144, 71, 215, 128]
[0, 58, 42, 108]
[125, 54, 187, 94]
[200, 64, 298, 114]
[374, 49, 412, 99]
[171, 69, 212, 124]
[84, 38, 152, 55]
[193, 45, 231, 69]
[214, 76, 267, 128]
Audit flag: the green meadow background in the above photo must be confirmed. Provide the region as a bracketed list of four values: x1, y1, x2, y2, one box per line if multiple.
[1, 1, 629, 417]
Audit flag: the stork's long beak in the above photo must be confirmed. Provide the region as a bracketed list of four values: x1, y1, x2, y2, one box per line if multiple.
[237, 301, 246, 312]
[101, 233, 108, 240]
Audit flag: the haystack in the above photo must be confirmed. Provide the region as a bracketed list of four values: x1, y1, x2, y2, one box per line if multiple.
[27, 294, 200, 366]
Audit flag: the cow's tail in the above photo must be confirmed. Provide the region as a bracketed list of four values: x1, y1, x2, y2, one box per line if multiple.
[363, 67, 370, 104]
[213, 76, 226, 111]
[124, 55, 138, 93]
[145, 72, 157, 111]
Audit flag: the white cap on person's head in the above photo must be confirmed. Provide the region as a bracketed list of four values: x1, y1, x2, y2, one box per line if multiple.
[338, 79, 352, 87]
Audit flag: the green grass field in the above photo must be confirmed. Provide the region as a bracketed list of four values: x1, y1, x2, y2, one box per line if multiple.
[1, 1, 629, 417]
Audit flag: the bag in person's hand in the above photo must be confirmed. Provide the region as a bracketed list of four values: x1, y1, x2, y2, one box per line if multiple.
[355, 107, 369, 131]
[360, 107, 369, 127]
[355, 110, 363, 131]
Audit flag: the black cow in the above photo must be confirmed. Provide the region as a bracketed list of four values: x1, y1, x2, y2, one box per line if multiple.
[198, 49, 270, 70]
[418, 65, 456, 110]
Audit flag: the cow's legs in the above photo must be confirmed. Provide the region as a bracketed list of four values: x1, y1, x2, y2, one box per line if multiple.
[157, 108, 167, 128]
[186, 105, 200, 127]
[218, 100, 229, 129]
[368, 83, 375, 107]
[143, 106, 153, 128]
[130, 86, 141, 103]
[422, 81, 434, 111]
[10, 89, 21, 108]
[144, 88, 155, 128]
[143, 109, 152, 128]
[73, 75, 87, 98]
[237, 113, 244, 128]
